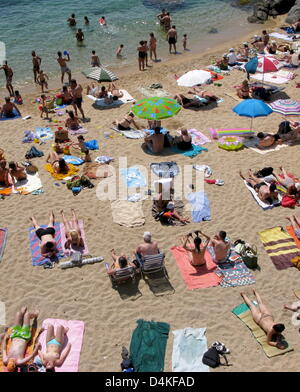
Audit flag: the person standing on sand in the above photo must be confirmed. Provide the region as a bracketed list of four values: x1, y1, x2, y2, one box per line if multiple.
[57, 51, 71, 85]
[149, 33, 157, 61]
[70, 79, 85, 119]
[167, 26, 177, 54]
[32, 51, 41, 83]
[0, 61, 14, 96]
[137, 41, 146, 71]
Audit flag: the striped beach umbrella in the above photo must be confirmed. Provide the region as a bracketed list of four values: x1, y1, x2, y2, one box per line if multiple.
[131, 97, 181, 120]
[269, 99, 300, 116]
[82, 67, 118, 82]
[256, 55, 282, 73]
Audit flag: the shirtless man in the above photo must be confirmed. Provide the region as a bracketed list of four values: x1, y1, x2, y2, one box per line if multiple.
[1, 307, 42, 372]
[239, 170, 278, 203]
[70, 79, 85, 119]
[0, 160, 12, 187]
[0, 61, 14, 96]
[67, 13, 76, 26]
[76, 29, 84, 42]
[0, 97, 21, 118]
[144, 127, 165, 153]
[57, 51, 71, 85]
[209, 230, 231, 263]
[32, 51, 42, 83]
[8, 162, 27, 185]
[257, 132, 279, 149]
[167, 26, 177, 54]
[136, 232, 159, 257]
[241, 290, 286, 349]
[253, 38, 265, 54]
[38, 324, 71, 370]
[161, 12, 171, 31]
[91, 50, 100, 67]
[30, 211, 59, 259]
[149, 33, 157, 61]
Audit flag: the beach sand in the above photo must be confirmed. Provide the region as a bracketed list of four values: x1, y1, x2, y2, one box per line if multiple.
[1, 15, 300, 372]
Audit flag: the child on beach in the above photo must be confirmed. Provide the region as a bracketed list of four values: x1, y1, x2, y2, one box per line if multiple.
[91, 50, 100, 67]
[39, 95, 49, 120]
[14, 90, 23, 105]
[37, 70, 49, 93]
[183, 34, 188, 50]
[116, 44, 124, 57]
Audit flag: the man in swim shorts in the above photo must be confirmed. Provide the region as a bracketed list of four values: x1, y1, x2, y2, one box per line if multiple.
[161, 12, 171, 31]
[167, 26, 177, 54]
[70, 79, 85, 119]
[57, 51, 72, 84]
[144, 127, 165, 153]
[0, 97, 21, 118]
[30, 211, 59, 259]
[241, 290, 286, 349]
[135, 232, 159, 257]
[32, 51, 42, 83]
[0, 61, 14, 96]
[1, 307, 42, 372]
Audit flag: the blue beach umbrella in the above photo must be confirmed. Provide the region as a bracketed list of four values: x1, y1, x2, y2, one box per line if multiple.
[233, 98, 273, 130]
[245, 56, 258, 75]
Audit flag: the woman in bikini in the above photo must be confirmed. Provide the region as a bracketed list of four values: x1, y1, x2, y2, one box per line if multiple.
[137, 41, 146, 71]
[65, 110, 81, 130]
[113, 112, 140, 131]
[46, 151, 69, 174]
[60, 209, 84, 249]
[38, 324, 71, 370]
[182, 231, 210, 266]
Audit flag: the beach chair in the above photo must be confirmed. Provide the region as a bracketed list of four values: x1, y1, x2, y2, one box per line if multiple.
[136, 253, 167, 278]
[105, 262, 138, 286]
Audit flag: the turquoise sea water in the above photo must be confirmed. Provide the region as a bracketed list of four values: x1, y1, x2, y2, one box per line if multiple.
[0, 0, 252, 85]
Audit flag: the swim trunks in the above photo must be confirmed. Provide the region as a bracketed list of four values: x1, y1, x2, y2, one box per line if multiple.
[117, 124, 131, 131]
[168, 37, 176, 45]
[254, 182, 266, 191]
[10, 325, 31, 341]
[138, 51, 146, 59]
[60, 66, 71, 73]
[73, 97, 83, 108]
[36, 227, 55, 240]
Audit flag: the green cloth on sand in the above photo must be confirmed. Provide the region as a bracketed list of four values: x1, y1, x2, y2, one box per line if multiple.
[10, 325, 31, 341]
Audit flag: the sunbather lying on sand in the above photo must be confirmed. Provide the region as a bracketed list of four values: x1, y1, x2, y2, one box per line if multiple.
[273, 166, 299, 191]
[181, 230, 210, 266]
[241, 290, 287, 349]
[209, 230, 231, 263]
[286, 214, 300, 239]
[8, 161, 27, 184]
[283, 302, 300, 324]
[38, 324, 71, 370]
[174, 93, 204, 108]
[136, 231, 159, 257]
[46, 151, 70, 174]
[113, 112, 140, 130]
[1, 307, 42, 372]
[256, 132, 279, 149]
[0, 160, 12, 187]
[30, 211, 59, 258]
[239, 170, 278, 204]
[107, 249, 136, 274]
[107, 83, 123, 98]
[188, 87, 219, 101]
[61, 209, 84, 249]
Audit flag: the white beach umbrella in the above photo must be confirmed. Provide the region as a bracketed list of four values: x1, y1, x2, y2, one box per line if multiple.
[177, 70, 212, 87]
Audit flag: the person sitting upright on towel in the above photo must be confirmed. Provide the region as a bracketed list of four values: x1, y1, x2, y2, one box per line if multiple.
[144, 127, 165, 153]
[46, 151, 70, 175]
[239, 169, 278, 204]
[182, 230, 210, 267]
[0, 96, 21, 118]
[8, 161, 27, 184]
[209, 230, 231, 264]
[174, 129, 192, 151]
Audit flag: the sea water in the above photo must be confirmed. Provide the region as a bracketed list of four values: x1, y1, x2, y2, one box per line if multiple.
[0, 0, 252, 85]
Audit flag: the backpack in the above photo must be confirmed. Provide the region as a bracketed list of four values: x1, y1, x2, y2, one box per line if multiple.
[234, 240, 258, 269]
[202, 347, 229, 368]
[281, 195, 298, 208]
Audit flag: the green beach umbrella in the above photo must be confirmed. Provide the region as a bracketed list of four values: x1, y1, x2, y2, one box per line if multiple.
[131, 97, 181, 120]
[82, 66, 118, 82]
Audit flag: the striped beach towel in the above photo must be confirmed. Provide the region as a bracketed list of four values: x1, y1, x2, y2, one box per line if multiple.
[209, 127, 254, 139]
[29, 222, 64, 266]
[259, 226, 300, 270]
[215, 254, 256, 287]
[0, 228, 8, 264]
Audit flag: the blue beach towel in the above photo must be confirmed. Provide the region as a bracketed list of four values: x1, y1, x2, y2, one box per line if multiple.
[63, 155, 84, 165]
[172, 144, 208, 158]
[187, 192, 211, 222]
[120, 167, 147, 188]
[0, 108, 21, 121]
[84, 140, 99, 150]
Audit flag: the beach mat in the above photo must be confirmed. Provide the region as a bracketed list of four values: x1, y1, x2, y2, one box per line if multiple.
[0, 173, 43, 196]
[36, 318, 85, 372]
[243, 180, 281, 210]
[232, 303, 293, 358]
[0, 228, 8, 264]
[44, 163, 79, 180]
[0, 108, 21, 121]
[209, 127, 253, 139]
[215, 254, 256, 287]
[111, 200, 145, 227]
[0, 327, 40, 372]
[111, 127, 145, 139]
[130, 319, 170, 372]
[243, 137, 289, 154]
[60, 220, 89, 256]
[29, 222, 64, 266]
[172, 327, 209, 372]
[88, 89, 135, 107]
[269, 32, 294, 41]
[120, 167, 147, 188]
[172, 144, 208, 158]
[170, 246, 221, 290]
[138, 87, 170, 97]
[177, 128, 211, 145]
[187, 191, 211, 222]
[259, 226, 300, 270]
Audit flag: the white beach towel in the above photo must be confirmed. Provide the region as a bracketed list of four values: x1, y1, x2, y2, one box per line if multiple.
[87, 89, 135, 107]
[111, 127, 145, 139]
[243, 180, 281, 210]
[243, 137, 289, 154]
[269, 32, 294, 42]
[0, 173, 43, 195]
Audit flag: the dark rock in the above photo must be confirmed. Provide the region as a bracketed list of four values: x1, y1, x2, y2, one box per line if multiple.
[208, 27, 218, 34]
[286, 0, 300, 23]
[248, 0, 297, 24]
[257, 9, 269, 20]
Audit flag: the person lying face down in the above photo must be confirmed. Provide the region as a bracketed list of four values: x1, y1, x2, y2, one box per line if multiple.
[257, 132, 280, 148]
[239, 170, 278, 204]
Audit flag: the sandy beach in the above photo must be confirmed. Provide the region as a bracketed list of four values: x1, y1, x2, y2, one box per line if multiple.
[1, 14, 300, 372]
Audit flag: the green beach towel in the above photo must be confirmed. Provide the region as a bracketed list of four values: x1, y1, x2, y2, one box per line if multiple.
[129, 319, 170, 372]
[232, 303, 293, 358]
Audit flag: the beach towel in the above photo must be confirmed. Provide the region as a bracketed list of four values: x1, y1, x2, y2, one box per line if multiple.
[0, 108, 21, 121]
[138, 87, 170, 97]
[111, 127, 145, 139]
[0, 301, 5, 325]
[177, 128, 211, 145]
[209, 127, 253, 139]
[130, 319, 170, 372]
[44, 163, 78, 180]
[87, 89, 135, 107]
[232, 303, 293, 357]
[269, 32, 294, 41]
[170, 246, 221, 290]
[29, 222, 64, 266]
[0, 173, 43, 196]
[286, 226, 300, 250]
[215, 253, 255, 287]
[172, 328, 209, 372]
[120, 167, 147, 188]
[0, 326, 41, 372]
[63, 155, 84, 165]
[243, 180, 281, 210]
[187, 192, 211, 222]
[243, 137, 289, 154]
[172, 144, 208, 158]
[150, 161, 179, 178]
[68, 127, 88, 136]
[60, 220, 89, 256]
[0, 229, 8, 264]
[36, 319, 85, 372]
[259, 226, 300, 270]
[111, 200, 145, 227]
[35, 127, 54, 141]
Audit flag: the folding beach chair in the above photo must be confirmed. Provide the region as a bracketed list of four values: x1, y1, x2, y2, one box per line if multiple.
[105, 262, 138, 287]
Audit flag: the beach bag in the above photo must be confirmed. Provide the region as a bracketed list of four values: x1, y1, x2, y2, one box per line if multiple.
[202, 347, 220, 368]
[25, 146, 44, 159]
[254, 167, 273, 178]
[25, 162, 38, 174]
[281, 195, 298, 208]
[234, 240, 258, 269]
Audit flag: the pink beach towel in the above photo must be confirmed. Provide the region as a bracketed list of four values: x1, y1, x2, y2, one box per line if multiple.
[37, 318, 85, 372]
[60, 220, 89, 256]
[177, 128, 211, 145]
[209, 128, 253, 139]
[69, 127, 88, 136]
[170, 246, 221, 290]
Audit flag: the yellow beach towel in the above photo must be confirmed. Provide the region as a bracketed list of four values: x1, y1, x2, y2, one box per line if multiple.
[44, 163, 79, 180]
